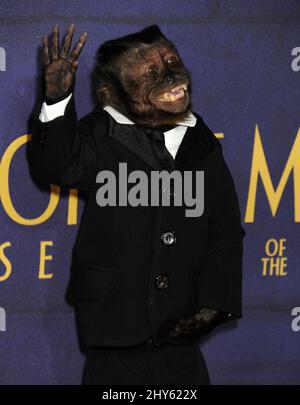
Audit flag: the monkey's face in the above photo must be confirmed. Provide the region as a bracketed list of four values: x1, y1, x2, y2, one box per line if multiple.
[118, 43, 192, 125]
[139, 46, 190, 113]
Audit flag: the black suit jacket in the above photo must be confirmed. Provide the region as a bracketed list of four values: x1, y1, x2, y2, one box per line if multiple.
[27, 92, 246, 348]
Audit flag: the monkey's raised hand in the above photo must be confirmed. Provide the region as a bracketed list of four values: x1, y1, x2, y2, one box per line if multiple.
[168, 307, 230, 337]
[41, 24, 87, 103]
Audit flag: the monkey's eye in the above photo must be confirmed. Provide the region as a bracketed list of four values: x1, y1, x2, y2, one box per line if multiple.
[146, 65, 159, 74]
[166, 58, 178, 66]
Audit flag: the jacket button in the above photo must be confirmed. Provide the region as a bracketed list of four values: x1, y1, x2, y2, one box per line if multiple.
[38, 131, 47, 146]
[161, 231, 176, 245]
[155, 273, 169, 289]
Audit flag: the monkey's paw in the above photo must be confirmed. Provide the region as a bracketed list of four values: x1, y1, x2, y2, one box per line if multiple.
[168, 307, 230, 337]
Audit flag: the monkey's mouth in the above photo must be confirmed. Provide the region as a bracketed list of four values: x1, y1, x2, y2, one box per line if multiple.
[156, 82, 188, 103]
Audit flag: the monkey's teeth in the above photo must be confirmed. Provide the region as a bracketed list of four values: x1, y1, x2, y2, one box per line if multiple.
[158, 83, 187, 102]
[170, 83, 187, 94]
[159, 88, 185, 102]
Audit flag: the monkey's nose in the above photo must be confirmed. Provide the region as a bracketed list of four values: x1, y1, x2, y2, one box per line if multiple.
[165, 76, 174, 84]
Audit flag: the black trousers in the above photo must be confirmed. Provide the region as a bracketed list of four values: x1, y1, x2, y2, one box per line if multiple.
[83, 339, 210, 385]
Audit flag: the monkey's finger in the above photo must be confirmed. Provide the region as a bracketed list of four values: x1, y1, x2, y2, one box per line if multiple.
[177, 318, 187, 325]
[180, 317, 195, 327]
[168, 330, 178, 336]
[68, 32, 87, 63]
[179, 322, 207, 333]
[170, 328, 192, 336]
[177, 314, 200, 326]
[168, 324, 181, 334]
[42, 35, 50, 67]
[173, 323, 195, 333]
[60, 23, 75, 59]
[69, 60, 79, 75]
[51, 24, 59, 59]
[170, 322, 196, 336]
[172, 324, 189, 334]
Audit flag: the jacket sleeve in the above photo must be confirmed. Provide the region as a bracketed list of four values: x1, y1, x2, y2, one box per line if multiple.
[195, 147, 246, 321]
[27, 91, 98, 193]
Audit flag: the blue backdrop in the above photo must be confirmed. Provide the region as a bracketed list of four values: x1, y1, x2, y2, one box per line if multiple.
[0, 0, 300, 384]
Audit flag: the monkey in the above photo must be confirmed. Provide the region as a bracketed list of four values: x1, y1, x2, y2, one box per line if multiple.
[29, 23, 245, 385]
[40, 23, 233, 340]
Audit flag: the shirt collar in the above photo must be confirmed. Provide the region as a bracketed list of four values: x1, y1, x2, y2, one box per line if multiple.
[103, 105, 197, 128]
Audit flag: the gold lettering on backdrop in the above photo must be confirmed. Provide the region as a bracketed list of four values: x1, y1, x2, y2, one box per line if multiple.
[67, 189, 79, 225]
[245, 126, 300, 222]
[0, 134, 78, 224]
[261, 238, 288, 276]
[215, 132, 224, 139]
[0, 242, 12, 282]
[38, 241, 54, 279]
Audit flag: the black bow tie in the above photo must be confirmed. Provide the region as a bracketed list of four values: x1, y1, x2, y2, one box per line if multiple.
[144, 124, 178, 133]
[142, 127, 175, 171]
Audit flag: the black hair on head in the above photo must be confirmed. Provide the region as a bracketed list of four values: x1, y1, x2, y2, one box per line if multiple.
[97, 25, 168, 61]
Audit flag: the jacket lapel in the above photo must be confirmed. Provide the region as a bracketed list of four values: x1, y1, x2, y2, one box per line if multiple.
[106, 113, 164, 170]
[104, 110, 216, 171]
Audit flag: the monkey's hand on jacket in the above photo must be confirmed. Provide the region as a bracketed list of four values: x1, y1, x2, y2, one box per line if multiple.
[168, 307, 230, 337]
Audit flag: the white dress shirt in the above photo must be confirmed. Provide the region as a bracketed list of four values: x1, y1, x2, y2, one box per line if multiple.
[39, 94, 197, 158]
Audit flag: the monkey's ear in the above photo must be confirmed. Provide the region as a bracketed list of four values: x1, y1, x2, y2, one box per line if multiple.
[97, 85, 109, 98]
